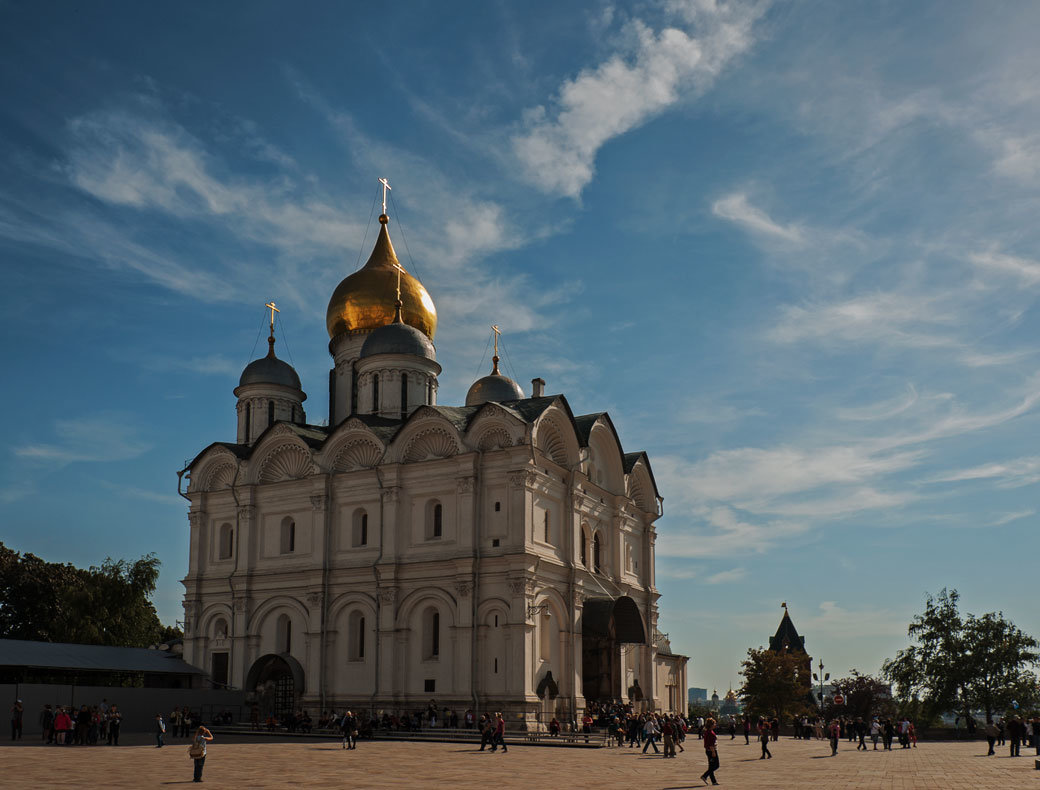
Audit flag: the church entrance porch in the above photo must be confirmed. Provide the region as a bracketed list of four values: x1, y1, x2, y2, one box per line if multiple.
[580, 596, 646, 704]
[246, 654, 305, 720]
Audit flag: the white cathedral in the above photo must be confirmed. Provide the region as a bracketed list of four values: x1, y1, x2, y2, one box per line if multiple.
[179, 197, 687, 727]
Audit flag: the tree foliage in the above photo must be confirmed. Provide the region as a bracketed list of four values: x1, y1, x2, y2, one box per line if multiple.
[883, 588, 1039, 724]
[0, 542, 178, 647]
[739, 647, 812, 721]
[826, 671, 895, 721]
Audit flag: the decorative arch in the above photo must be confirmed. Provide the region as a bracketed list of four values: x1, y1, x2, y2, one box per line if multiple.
[247, 595, 309, 638]
[476, 426, 513, 451]
[400, 426, 460, 463]
[327, 591, 378, 624]
[628, 466, 654, 513]
[395, 586, 458, 627]
[256, 443, 314, 484]
[331, 438, 383, 471]
[588, 421, 625, 494]
[200, 603, 234, 640]
[534, 409, 580, 468]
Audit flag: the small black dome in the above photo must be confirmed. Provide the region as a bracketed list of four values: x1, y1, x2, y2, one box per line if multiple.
[465, 374, 525, 406]
[361, 321, 436, 361]
[239, 341, 302, 390]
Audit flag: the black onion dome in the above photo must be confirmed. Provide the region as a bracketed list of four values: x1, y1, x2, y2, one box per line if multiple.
[465, 373, 525, 406]
[360, 320, 436, 361]
[239, 339, 302, 390]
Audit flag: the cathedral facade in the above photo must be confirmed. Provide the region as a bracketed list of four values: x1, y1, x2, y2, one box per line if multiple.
[179, 206, 687, 726]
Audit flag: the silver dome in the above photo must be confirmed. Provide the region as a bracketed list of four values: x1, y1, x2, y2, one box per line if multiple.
[465, 373, 525, 406]
[360, 321, 436, 361]
[239, 341, 302, 390]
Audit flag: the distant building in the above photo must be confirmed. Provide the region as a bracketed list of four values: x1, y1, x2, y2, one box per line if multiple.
[769, 607, 806, 654]
[720, 688, 741, 716]
[689, 686, 708, 704]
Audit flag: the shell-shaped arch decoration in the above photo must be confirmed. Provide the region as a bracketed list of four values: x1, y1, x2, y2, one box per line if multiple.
[402, 427, 459, 463]
[200, 461, 237, 492]
[257, 443, 314, 483]
[537, 419, 569, 466]
[476, 426, 513, 451]
[333, 439, 383, 472]
[628, 474, 653, 513]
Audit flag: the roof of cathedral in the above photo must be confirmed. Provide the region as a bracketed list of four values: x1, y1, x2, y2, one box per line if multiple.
[182, 394, 660, 504]
[465, 372, 525, 406]
[325, 214, 437, 340]
[238, 337, 302, 391]
[769, 610, 806, 653]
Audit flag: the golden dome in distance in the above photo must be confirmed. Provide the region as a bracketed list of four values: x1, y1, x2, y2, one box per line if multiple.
[325, 213, 437, 340]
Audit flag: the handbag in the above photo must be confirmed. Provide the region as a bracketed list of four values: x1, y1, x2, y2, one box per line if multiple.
[188, 741, 205, 759]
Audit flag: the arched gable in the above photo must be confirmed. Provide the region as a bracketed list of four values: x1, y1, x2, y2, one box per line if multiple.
[392, 410, 463, 464]
[465, 404, 524, 452]
[587, 419, 625, 494]
[319, 421, 386, 473]
[533, 405, 581, 468]
[247, 427, 315, 485]
[190, 447, 241, 493]
[624, 452, 661, 515]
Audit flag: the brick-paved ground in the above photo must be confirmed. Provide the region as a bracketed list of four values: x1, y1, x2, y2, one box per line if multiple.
[2, 734, 1037, 789]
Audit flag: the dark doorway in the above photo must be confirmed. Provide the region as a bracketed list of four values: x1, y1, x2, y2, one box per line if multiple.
[581, 597, 646, 703]
[210, 652, 229, 689]
[245, 654, 304, 719]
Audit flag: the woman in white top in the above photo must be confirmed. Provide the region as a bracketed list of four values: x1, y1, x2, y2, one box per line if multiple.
[190, 726, 213, 783]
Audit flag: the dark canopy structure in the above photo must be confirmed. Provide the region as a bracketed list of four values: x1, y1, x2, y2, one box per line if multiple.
[581, 596, 647, 702]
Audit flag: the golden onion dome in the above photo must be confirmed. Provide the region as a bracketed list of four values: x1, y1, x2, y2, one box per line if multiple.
[326, 214, 437, 340]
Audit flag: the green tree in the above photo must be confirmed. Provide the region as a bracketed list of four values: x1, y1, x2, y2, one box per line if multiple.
[739, 647, 812, 722]
[0, 542, 174, 647]
[883, 589, 1039, 724]
[827, 671, 895, 721]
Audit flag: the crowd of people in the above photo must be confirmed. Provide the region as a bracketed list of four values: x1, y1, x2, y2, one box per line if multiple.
[29, 701, 123, 745]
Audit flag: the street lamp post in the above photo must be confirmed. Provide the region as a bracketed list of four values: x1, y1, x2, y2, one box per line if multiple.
[812, 659, 829, 711]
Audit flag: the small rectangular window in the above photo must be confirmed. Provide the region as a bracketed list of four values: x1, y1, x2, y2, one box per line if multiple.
[494, 658, 498, 674]
[494, 501, 501, 512]
[492, 538, 500, 548]
[424, 679, 436, 693]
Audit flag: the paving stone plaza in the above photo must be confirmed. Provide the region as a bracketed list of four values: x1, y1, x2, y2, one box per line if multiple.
[3, 735, 1037, 789]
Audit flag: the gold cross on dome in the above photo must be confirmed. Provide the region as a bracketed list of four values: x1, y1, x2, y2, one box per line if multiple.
[265, 301, 280, 335]
[378, 177, 391, 215]
[491, 324, 501, 358]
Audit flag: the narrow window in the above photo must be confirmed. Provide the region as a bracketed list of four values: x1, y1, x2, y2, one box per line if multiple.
[360, 512, 368, 546]
[280, 517, 296, 554]
[400, 373, 408, 419]
[285, 619, 292, 653]
[268, 401, 275, 428]
[372, 374, 380, 413]
[431, 611, 440, 657]
[593, 533, 601, 573]
[427, 380, 433, 405]
[494, 658, 498, 674]
[580, 529, 588, 567]
[289, 522, 295, 553]
[219, 523, 233, 560]
[358, 615, 365, 659]
[433, 503, 442, 538]
[353, 509, 368, 548]
[244, 403, 251, 439]
[543, 510, 551, 543]
[350, 363, 358, 416]
[494, 614, 499, 627]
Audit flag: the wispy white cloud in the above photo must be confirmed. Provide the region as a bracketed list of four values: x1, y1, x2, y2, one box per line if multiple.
[928, 456, 1040, 489]
[986, 510, 1035, 527]
[969, 249, 1040, 286]
[836, 385, 919, 421]
[99, 480, 185, 507]
[711, 192, 803, 243]
[13, 413, 151, 465]
[512, 1, 765, 197]
[703, 567, 747, 585]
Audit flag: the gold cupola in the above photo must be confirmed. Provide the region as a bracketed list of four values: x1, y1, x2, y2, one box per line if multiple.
[325, 213, 437, 340]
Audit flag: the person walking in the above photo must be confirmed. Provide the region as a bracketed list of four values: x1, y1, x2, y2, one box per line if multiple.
[856, 717, 867, 750]
[984, 720, 998, 755]
[10, 699, 23, 740]
[107, 706, 121, 745]
[54, 707, 71, 745]
[1009, 716, 1023, 757]
[155, 712, 166, 748]
[759, 719, 772, 759]
[491, 712, 507, 753]
[39, 704, 54, 744]
[870, 718, 881, 750]
[743, 715, 751, 745]
[642, 715, 660, 754]
[829, 719, 840, 756]
[662, 717, 676, 758]
[188, 725, 213, 783]
[700, 718, 720, 786]
[340, 710, 357, 750]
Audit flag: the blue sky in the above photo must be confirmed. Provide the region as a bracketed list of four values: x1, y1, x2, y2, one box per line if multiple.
[3, 0, 1040, 693]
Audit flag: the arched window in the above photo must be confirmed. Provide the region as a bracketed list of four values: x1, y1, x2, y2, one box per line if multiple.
[625, 543, 633, 573]
[543, 510, 551, 544]
[372, 373, 380, 413]
[350, 363, 358, 416]
[400, 373, 408, 419]
[218, 523, 233, 560]
[426, 379, 433, 405]
[244, 403, 251, 439]
[348, 610, 365, 661]
[593, 532, 601, 574]
[426, 500, 443, 540]
[423, 607, 440, 659]
[580, 526, 589, 567]
[277, 614, 292, 654]
[213, 618, 228, 640]
[280, 516, 296, 554]
[352, 509, 368, 548]
[268, 401, 275, 428]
